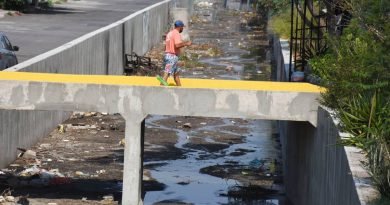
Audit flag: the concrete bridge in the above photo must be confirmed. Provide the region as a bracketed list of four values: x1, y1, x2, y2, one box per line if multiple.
[0, 71, 322, 204]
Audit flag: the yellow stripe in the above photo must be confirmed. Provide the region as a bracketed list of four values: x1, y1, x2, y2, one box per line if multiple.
[0, 71, 324, 93]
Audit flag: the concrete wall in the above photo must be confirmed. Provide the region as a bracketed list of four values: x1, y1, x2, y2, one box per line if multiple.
[0, 0, 192, 169]
[0, 110, 69, 168]
[279, 108, 361, 205]
[273, 36, 378, 205]
[6, 0, 173, 75]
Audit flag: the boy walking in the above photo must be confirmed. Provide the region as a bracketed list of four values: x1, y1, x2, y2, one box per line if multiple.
[162, 20, 192, 86]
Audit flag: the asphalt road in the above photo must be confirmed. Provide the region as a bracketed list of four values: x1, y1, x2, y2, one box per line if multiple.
[0, 0, 161, 62]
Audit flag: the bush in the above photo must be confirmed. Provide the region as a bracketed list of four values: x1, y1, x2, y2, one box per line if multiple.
[4, 0, 26, 11]
[309, 0, 390, 198]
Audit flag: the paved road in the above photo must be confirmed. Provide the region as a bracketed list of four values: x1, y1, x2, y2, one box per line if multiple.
[0, 0, 161, 62]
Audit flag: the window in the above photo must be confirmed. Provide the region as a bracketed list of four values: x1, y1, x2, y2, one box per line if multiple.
[3, 36, 13, 50]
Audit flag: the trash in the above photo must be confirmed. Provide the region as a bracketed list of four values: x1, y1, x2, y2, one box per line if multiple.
[104, 135, 110, 138]
[249, 158, 265, 169]
[5, 196, 15, 202]
[62, 139, 69, 142]
[101, 195, 116, 205]
[17, 195, 29, 205]
[231, 120, 236, 124]
[0, 196, 5, 203]
[82, 197, 88, 201]
[119, 138, 125, 146]
[183, 123, 192, 128]
[58, 124, 66, 133]
[0, 171, 5, 175]
[96, 170, 106, 174]
[39, 143, 52, 149]
[47, 203, 58, 205]
[84, 112, 96, 117]
[241, 171, 248, 175]
[75, 171, 90, 178]
[197, 1, 213, 8]
[17, 148, 36, 159]
[19, 166, 41, 177]
[225, 66, 233, 71]
[177, 180, 191, 185]
[101, 112, 108, 115]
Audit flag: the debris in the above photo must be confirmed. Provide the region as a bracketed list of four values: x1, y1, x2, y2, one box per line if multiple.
[177, 180, 191, 185]
[62, 139, 69, 142]
[39, 143, 52, 149]
[101, 112, 108, 115]
[75, 171, 89, 177]
[0, 196, 5, 203]
[58, 124, 66, 133]
[18, 149, 36, 159]
[200, 122, 207, 125]
[104, 135, 110, 138]
[119, 138, 125, 146]
[183, 123, 192, 128]
[84, 112, 96, 117]
[225, 66, 233, 71]
[101, 195, 117, 205]
[96, 170, 106, 174]
[5, 196, 14, 202]
[82, 197, 88, 201]
[47, 203, 58, 205]
[249, 158, 265, 169]
[17, 195, 29, 205]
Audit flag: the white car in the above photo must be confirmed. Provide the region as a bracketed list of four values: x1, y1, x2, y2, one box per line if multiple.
[0, 32, 19, 70]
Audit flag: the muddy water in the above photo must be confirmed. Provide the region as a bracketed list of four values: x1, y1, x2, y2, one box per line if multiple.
[143, 1, 290, 204]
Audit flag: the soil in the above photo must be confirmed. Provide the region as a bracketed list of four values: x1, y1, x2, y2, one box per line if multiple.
[0, 1, 287, 205]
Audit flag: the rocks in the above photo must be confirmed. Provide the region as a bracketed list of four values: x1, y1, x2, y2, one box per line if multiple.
[183, 123, 192, 128]
[20, 150, 36, 159]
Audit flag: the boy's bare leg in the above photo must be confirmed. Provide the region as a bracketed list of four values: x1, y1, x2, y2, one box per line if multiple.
[173, 73, 181, 86]
[161, 72, 169, 85]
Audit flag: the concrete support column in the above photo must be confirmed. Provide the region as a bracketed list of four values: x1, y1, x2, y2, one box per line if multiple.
[122, 115, 145, 205]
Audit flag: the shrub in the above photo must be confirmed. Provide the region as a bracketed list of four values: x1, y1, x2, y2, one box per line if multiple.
[4, 0, 26, 11]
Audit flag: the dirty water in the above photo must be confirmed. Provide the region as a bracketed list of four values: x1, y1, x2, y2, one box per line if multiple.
[143, 1, 290, 205]
[0, 1, 292, 205]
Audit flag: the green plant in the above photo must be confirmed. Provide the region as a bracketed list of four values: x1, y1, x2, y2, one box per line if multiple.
[339, 92, 390, 197]
[309, 0, 390, 197]
[4, 0, 26, 11]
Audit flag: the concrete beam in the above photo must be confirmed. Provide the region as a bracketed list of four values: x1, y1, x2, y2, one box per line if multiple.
[0, 72, 323, 126]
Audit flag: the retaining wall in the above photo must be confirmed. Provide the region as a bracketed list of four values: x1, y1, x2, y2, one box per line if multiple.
[273, 35, 378, 205]
[0, 0, 192, 169]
